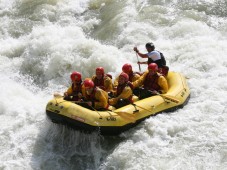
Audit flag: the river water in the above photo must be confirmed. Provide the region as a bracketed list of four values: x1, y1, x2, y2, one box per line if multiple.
[0, 0, 227, 169]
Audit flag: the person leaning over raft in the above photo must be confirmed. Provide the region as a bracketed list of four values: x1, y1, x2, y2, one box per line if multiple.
[113, 63, 141, 88]
[81, 79, 110, 111]
[134, 42, 169, 76]
[133, 63, 168, 99]
[64, 71, 83, 101]
[109, 72, 133, 109]
[92, 67, 113, 92]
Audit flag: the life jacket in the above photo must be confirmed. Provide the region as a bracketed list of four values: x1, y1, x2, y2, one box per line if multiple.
[86, 88, 97, 101]
[143, 73, 160, 91]
[128, 72, 134, 82]
[148, 51, 166, 68]
[116, 81, 133, 102]
[93, 75, 105, 90]
[86, 88, 109, 109]
[159, 52, 166, 66]
[128, 71, 142, 82]
[148, 58, 163, 68]
[71, 81, 82, 96]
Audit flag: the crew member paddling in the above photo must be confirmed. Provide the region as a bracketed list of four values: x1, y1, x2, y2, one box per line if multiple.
[109, 72, 133, 108]
[134, 42, 169, 76]
[92, 67, 113, 92]
[133, 63, 168, 99]
[114, 63, 140, 88]
[82, 79, 109, 110]
[64, 71, 83, 101]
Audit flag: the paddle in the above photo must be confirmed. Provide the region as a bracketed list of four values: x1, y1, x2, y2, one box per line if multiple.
[159, 94, 180, 104]
[136, 52, 141, 72]
[131, 103, 152, 112]
[54, 93, 136, 122]
[73, 99, 136, 122]
[145, 90, 180, 104]
[88, 105, 103, 119]
[75, 101, 136, 123]
[114, 111, 136, 123]
[131, 94, 179, 113]
[75, 102, 136, 123]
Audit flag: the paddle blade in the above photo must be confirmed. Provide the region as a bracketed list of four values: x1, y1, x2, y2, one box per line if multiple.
[54, 93, 63, 98]
[114, 111, 136, 123]
[160, 94, 180, 103]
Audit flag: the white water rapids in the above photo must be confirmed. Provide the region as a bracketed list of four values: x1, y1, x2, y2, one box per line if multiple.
[0, 0, 227, 169]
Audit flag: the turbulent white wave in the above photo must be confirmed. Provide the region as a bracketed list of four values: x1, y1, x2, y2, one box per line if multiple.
[0, 0, 227, 169]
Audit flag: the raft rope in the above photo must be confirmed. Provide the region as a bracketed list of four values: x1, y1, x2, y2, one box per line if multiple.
[131, 103, 139, 113]
[131, 103, 153, 112]
[90, 105, 103, 119]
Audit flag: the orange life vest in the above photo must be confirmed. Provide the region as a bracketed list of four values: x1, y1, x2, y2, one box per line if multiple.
[86, 88, 97, 101]
[116, 82, 133, 102]
[86, 88, 109, 109]
[71, 82, 82, 96]
[93, 75, 110, 90]
[143, 73, 160, 91]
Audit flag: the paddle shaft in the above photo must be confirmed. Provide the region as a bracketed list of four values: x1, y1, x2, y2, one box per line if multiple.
[87, 105, 102, 119]
[136, 52, 141, 72]
[131, 103, 153, 112]
[159, 94, 180, 103]
[146, 91, 180, 104]
[114, 111, 136, 123]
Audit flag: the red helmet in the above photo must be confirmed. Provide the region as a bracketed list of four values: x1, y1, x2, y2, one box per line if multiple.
[122, 63, 132, 73]
[148, 63, 158, 71]
[119, 72, 129, 81]
[70, 71, 81, 81]
[96, 67, 104, 75]
[83, 79, 94, 88]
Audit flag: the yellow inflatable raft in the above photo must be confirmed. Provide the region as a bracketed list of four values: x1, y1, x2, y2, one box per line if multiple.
[46, 71, 190, 135]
